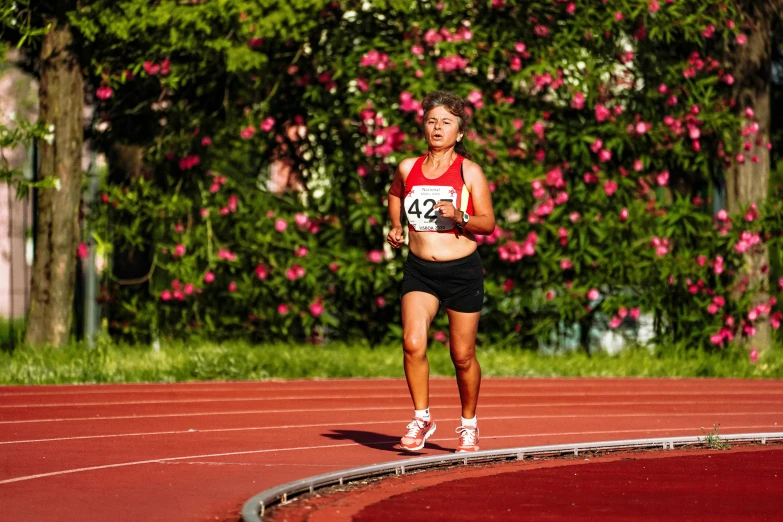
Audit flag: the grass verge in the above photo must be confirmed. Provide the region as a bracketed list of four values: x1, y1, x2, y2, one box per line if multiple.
[1, 340, 781, 384]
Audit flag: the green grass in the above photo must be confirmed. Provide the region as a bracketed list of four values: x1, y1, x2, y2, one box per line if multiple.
[1, 339, 781, 385]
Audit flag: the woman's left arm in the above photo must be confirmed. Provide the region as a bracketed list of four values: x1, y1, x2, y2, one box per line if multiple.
[459, 161, 496, 235]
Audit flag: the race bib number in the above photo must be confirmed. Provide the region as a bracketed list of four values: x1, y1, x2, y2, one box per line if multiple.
[404, 185, 458, 231]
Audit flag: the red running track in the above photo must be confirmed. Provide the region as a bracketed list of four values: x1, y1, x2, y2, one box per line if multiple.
[1, 377, 782, 521]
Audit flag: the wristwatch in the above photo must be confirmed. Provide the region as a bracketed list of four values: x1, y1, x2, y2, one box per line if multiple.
[461, 212, 470, 226]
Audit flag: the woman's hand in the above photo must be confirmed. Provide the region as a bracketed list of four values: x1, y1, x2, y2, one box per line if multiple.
[433, 200, 462, 223]
[387, 226, 405, 248]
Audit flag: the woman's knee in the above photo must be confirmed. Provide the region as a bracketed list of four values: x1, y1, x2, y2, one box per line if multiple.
[451, 351, 477, 370]
[403, 333, 428, 358]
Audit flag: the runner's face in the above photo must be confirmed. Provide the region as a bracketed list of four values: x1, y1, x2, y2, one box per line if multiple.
[424, 106, 463, 150]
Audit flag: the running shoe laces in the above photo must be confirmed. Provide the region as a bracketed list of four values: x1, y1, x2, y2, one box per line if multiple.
[405, 419, 426, 437]
[456, 425, 477, 445]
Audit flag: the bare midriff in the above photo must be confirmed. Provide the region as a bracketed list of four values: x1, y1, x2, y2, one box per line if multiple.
[408, 229, 477, 261]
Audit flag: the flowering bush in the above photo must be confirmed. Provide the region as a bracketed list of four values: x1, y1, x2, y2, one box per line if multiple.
[77, 0, 783, 350]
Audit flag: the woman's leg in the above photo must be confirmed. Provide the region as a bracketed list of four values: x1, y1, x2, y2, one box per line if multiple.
[446, 309, 482, 418]
[401, 291, 440, 410]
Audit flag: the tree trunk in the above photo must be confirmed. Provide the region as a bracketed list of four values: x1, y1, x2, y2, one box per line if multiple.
[724, 1, 783, 354]
[25, 18, 84, 347]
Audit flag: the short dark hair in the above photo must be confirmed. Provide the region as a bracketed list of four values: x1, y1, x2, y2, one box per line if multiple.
[421, 91, 471, 157]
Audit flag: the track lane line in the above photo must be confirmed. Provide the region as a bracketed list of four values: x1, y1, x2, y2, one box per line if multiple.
[5, 390, 783, 408]
[1, 412, 780, 444]
[3, 403, 782, 425]
[0, 376, 781, 397]
[2, 401, 783, 425]
[0, 423, 777, 486]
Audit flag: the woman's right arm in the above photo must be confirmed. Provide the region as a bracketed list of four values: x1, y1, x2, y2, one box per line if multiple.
[387, 159, 414, 248]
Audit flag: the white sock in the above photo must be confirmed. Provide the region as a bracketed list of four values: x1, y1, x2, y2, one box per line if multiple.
[461, 415, 477, 427]
[414, 408, 430, 421]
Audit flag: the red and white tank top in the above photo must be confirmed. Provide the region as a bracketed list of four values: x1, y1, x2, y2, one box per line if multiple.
[403, 155, 474, 232]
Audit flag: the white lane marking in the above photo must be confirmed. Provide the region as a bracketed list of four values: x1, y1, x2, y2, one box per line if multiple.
[4, 390, 783, 408]
[434, 424, 782, 443]
[2, 401, 782, 425]
[0, 423, 778, 485]
[1, 411, 780, 444]
[3, 381, 781, 397]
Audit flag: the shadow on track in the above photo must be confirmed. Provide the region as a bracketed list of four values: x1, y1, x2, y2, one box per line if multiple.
[322, 429, 453, 455]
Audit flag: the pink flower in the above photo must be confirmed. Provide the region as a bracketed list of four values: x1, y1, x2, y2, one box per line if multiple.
[204, 271, 215, 284]
[217, 249, 236, 261]
[228, 281, 237, 292]
[201, 136, 212, 146]
[184, 283, 194, 295]
[532, 121, 545, 140]
[173, 244, 186, 258]
[275, 219, 288, 232]
[178, 155, 200, 170]
[566, 2, 576, 14]
[595, 104, 610, 122]
[633, 159, 644, 172]
[571, 92, 585, 110]
[376, 296, 386, 307]
[635, 122, 650, 134]
[161, 290, 172, 301]
[240, 125, 256, 139]
[309, 300, 324, 317]
[569, 211, 581, 222]
[294, 213, 309, 227]
[278, 304, 289, 315]
[295, 246, 309, 257]
[77, 242, 88, 259]
[533, 24, 549, 37]
[248, 37, 263, 49]
[366, 250, 384, 263]
[143, 61, 161, 75]
[96, 86, 113, 100]
[587, 288, 600, 301]
[604, 180, 618, 196]
[255, 264, 269, 280]
[590, 138, 603, 153]
[708, 303, 720, 315]
[433, 331, 448, 342]
[716, 209, 728, 221]
[656, 171, 670, 186]
[329, 262, 340, 272]
[285, 264, 305, 280]
[467, 90, 484, 109]
[560, 259, 573, 270]
[736, 33, 747, 45]
[619, 208, 629, 221]
[609, 316, 623, 329]
[260, 117, 275, 132]
[614, 11, 623, 21]
[723, 74, 735, 85]
[649, 0, 660, 12]
[545, 290, 555, 301]
[411, 45, 424, 56]
[598, 149, 612, 162]
[630, 307, 641, 320]
[749, 348, 758, 364]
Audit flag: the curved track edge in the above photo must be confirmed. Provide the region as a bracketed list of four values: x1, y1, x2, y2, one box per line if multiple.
[241, 432, 783, 521]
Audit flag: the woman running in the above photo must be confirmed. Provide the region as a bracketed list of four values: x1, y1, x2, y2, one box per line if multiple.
[386, 91, 496, 453]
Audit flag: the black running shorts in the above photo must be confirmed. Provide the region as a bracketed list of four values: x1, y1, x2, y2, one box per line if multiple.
[401, 250, 484, 313]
